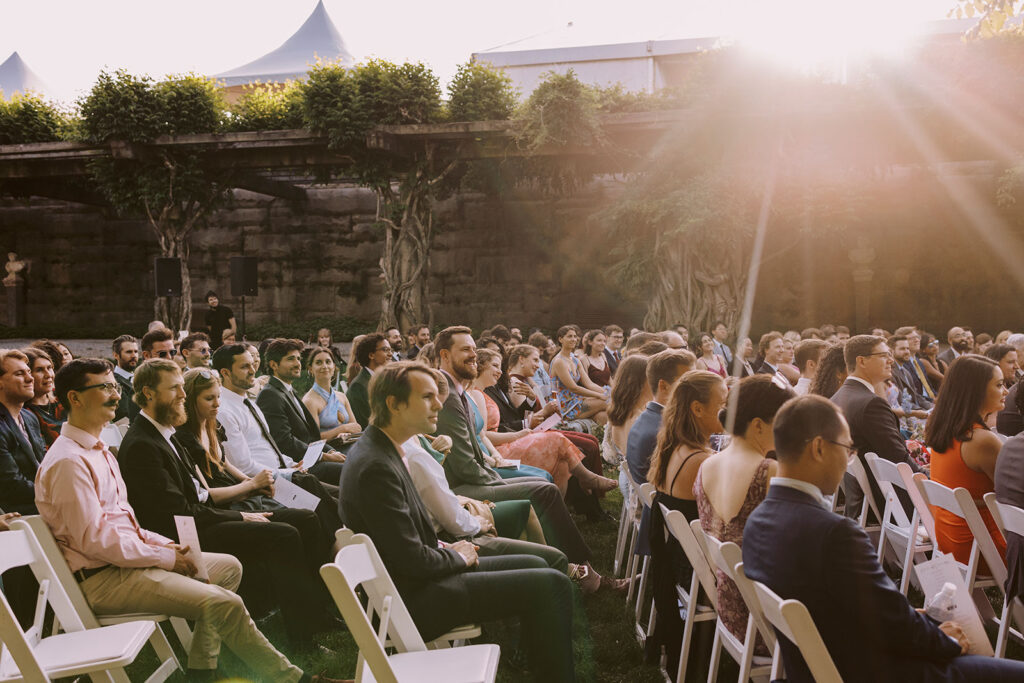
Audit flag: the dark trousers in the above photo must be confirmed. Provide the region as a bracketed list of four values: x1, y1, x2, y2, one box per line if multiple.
[455, 478, 592, 563]
[405, 555, 575, 683]
[201, 510, 329, 644]
[309, 459, 344, 487]
[950, 654, 1024, 680]
[475, 534, 569, 573]
[292, 471, 343, 543]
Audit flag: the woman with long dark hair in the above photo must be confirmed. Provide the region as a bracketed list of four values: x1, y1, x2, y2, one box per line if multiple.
[604, 355, 651, 466]
[550, 325, 609, 424]
[926, 354, 1008, 567]
[809, 343, 848, 398]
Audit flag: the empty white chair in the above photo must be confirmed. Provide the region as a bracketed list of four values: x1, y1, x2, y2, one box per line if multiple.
[691, 522, 773, 683]
[983, 493, 1024, 657]
[12, 515, 184, 682]
[320, 532, 500, 683]
[659, 504, 719, 683]
[846, 456, 882, 534]
[0, 527, 159, 683]
[333, 528, 481, 650]
[748, 577, 842, 683]
[865, 453, 933, 594]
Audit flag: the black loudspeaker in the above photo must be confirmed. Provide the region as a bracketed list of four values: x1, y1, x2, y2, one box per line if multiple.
[154, 258, 182, 297]
[230, 256, 258, 297]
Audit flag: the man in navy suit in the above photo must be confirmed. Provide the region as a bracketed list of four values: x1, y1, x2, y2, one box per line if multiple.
[603, 325, 624, 377]
[0, 349, 47, 514]
[744, 395, 1024, 682]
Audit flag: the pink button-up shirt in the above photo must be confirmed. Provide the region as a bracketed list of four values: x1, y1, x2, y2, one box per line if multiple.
[35, 422, 176, 572]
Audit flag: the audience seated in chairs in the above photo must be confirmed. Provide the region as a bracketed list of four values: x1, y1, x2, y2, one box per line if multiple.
[257, 338, 346, 485]
[645, 369, 728, 675]
[21, 346, 65, 446]
[743, 394, 1024, 682]
[36, 357, 346, 682]
[337, 361, 577, 682]
[695, 374, 793, 651]
[0, 348, 46, 515]
[302, 346, 362, 451]
[925, 354, 1008, 570]
[473, 347, 617, 498]
[117, 359, 340, 651]
[550, 325, 609, 425]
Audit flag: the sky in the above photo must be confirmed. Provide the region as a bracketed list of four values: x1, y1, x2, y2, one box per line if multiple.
[0, 0, 960, 103]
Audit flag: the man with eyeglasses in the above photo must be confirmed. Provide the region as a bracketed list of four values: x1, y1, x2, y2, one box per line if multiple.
[35, 358, 348, 683]
[744, 395, 1024, 682]
[0, 348, 47, 515]
[180, 332, 212, 369]
[141, 327, 176, 361]
[830, 334, 919, 521]
[346, 333, 392, 429]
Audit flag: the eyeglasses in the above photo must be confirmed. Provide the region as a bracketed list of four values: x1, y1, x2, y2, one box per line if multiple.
[824, 438, 858, 458]
[76, 382, 122, 395]
[866, 352, 893, 360]
[156, 349, 178, 358]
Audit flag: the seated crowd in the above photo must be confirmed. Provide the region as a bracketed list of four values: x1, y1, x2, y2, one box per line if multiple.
[4, 316, 1024, 681]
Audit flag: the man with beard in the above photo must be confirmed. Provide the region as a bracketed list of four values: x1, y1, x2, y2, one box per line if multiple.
[213, 344, 342, 539]
[180, 332, 212, 369]
[257, 338, 345, 485]
[118, 359, 341, 652]
[406, 324, 432, 360]
[433, 326, 599, 577]
[385, 326, 404, 362]
[938, 326, 971, 372]
[112, 334, 140, 422]
[37, 359, 347, 683]
[0, 349, 46, 515]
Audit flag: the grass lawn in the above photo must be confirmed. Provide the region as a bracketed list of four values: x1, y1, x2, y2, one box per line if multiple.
[112, 484, 668, 682]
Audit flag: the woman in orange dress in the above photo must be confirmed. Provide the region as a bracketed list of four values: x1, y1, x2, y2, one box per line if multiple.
[469, 348, 617, 498]
[926, 354, 1009, 569]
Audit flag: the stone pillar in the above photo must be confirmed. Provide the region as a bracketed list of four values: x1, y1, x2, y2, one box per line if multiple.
[847, 241, 876, 333]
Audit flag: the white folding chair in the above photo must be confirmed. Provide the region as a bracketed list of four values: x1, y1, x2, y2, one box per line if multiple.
[320, 533, 500, 683]
[632, 482, 657, 644]
[748, 578, 842, 683]
[0, 527, 160, 683]
[614, 461, 636, 577]
[333, 528, 481, 650]
[983, 493, 1024, 657]
[864, 454, 933, 594]
[846, 456, 882, 535]
[691, 523, 773, 683]
[659, 505, 719, 683]
[12, 516, 185, 682]
[622, 469, 651, 607]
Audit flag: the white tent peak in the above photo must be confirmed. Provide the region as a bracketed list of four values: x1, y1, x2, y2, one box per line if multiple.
[215, 1, 355, 87]
[0, 51, 50, 98]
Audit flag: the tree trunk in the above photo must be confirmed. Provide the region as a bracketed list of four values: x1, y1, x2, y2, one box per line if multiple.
[377, 188, 431, 333]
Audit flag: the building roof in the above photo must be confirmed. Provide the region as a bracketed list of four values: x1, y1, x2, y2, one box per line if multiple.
[215, 1, 354, 87]
[0, 52, 50, 98]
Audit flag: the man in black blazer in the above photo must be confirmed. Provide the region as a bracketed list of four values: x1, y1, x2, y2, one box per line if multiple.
[433, 327, 592, 564]
[257, 338, 345, 485]
[111, 334, 140, 424]
[346, 333, 391, 429]
[937, 326, 970, 371]
[830, 334, 918, 520]
[0, 349, 47, 514]
[744, 395, 1024, 682]
[339, 362, 575, 681]
[603, 324, 624, 377]
[119, 359, 337, 648]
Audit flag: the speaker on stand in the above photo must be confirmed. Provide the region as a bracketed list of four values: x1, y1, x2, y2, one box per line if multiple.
[230, 256, 258, 339]
[154, 257, 183, 298]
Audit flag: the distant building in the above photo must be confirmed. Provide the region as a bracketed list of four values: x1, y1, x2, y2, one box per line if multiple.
[0, 52, 50, 99]
[215, 0, 354, 104]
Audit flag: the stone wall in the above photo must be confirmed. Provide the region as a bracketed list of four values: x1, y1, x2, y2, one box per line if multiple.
[1, 165, 1021, 339]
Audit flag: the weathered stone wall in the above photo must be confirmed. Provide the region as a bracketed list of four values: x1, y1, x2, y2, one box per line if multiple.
[1, 166, 1021, 339]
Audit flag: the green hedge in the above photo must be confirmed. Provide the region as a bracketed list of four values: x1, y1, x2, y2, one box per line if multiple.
[243, 315, 376, 342]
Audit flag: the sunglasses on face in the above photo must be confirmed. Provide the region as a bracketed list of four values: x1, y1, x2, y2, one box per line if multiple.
[156, 349, 178, 358]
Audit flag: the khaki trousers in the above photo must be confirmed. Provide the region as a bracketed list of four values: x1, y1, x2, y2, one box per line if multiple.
[80, 551, 302, 681]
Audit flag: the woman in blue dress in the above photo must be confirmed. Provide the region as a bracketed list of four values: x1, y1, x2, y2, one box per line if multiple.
[301, 347, 362, 451]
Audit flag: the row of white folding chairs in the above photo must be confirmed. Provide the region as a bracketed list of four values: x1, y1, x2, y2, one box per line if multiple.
[1, 515, 184, 683]
[658, 503, 842, 682]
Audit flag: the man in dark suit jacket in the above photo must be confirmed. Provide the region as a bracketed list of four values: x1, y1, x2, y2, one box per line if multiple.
[346, 333, 391, 429]
[118, 358, 336, 647]
[0, 350, 47, 514]
[830, 335, 918, 520]
[997, 381, 1024, 437]
[338, 362, 574, 680]
[937, 326, 969, 371]
[433, 327, 592, 564]
[111, 334, 140, 424]
[744, 394, 1024, 682]
[257, 338, 344, 485]
[603, 324, 624, 377]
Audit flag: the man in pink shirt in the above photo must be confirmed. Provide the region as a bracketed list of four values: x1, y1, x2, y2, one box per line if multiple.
[35, 357, 345, 683]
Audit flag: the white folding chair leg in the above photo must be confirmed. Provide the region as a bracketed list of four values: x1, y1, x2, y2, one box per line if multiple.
[614, 500, 632, 577]
[706, 626, 723, 683]
[634, 555, 651, 628]
[169, 616, 193, 652]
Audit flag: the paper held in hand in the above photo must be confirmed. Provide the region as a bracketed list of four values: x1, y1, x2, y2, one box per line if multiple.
[173, 515, 210, 582]
[533, 413, 562, 432]
[272, 476, 320, 511]
[301, 439, 326, 471]
[914, 553, 993, 656]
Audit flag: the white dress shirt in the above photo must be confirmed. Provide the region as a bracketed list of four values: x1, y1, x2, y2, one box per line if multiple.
[794, 377, 812, 396]
[217, 388, 297, 479]
[402, 437, 481, 538]
[113, 365, 133, 382]
[770, 476, 831, 509]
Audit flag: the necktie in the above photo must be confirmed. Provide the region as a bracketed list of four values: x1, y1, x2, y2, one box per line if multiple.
[243, 397, 287, 468]
[457, 390, 489, 466]
[912, 360, 935, 400]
